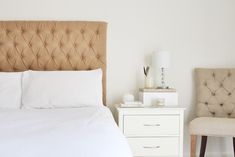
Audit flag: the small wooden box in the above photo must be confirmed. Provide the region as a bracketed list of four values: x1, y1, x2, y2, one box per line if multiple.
[139, 88, 178, 107]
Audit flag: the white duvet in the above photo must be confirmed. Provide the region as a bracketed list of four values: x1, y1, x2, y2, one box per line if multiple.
[0, 106, 132, 157]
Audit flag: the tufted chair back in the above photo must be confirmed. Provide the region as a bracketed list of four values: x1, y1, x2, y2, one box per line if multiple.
[196, 68, 235, 118]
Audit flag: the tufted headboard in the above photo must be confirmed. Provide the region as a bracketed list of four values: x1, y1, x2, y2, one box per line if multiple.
[0, 21, 107, 104]
[196, 68, 235, 118]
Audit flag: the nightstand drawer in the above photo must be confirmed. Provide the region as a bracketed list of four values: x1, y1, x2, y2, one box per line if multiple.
[124, 115, 179, 136]
[128, 137, 179, 157]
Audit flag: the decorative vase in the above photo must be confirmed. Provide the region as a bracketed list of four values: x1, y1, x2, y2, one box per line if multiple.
[144, 76, 154, 89]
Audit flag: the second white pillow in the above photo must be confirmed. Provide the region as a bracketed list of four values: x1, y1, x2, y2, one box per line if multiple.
[22, 69, 103, 109]
[0, 72, 22, 109]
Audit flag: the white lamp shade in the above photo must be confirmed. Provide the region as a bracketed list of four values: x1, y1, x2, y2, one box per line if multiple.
[152, 51, 170, 69]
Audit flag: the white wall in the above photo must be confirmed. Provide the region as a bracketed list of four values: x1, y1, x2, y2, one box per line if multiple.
[0, 0, 235, 156]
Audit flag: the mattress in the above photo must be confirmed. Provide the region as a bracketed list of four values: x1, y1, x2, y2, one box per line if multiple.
[0, 106, 132, 157]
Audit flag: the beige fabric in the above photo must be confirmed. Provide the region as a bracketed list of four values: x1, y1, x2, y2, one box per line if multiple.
[0, 21, 107, 104]
[195, 68, 235, 118]
[189, 117, 235, 136]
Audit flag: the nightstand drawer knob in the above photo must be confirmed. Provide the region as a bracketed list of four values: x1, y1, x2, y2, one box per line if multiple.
[143, 146, 160, 149]
[143, 124, 161, 127]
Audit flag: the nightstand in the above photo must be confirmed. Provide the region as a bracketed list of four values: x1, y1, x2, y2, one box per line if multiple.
[115, 105, 185, 157]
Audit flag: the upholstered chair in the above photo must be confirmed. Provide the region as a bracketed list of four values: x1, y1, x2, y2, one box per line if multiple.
[189, 68, 235, 157]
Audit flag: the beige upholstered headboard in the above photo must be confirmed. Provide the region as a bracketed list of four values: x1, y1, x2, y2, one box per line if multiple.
[0, 21, 107, 104]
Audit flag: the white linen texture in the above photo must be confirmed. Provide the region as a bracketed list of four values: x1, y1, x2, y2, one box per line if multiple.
[22, 69, 103, 109]
[0, 72, 22, 109]
[0, 106, 132, 157]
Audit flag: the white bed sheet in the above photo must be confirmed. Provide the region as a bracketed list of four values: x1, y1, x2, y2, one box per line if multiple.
[0, 106, 132, 157]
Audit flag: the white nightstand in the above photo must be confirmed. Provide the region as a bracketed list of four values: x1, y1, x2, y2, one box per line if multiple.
[115, 105, 185, 157]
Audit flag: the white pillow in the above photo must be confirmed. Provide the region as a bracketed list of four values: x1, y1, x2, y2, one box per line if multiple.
[22, 69, 103, 109]
[0, 72, 22, 109]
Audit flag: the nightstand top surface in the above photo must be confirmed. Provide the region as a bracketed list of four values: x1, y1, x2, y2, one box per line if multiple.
[115, 104, 185, 111]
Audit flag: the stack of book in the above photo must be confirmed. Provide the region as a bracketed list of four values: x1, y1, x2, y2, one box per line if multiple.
[120, 101, 143, 108]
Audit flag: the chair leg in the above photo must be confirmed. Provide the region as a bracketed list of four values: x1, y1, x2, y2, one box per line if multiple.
[199, 136, 207, 157]
[191, 135, 197, 157]
[233, 137, 235, 157]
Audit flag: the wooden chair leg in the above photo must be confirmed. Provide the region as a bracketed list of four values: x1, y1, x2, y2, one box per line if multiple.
[233, 137, 235, 157]
[191, 135, 197, 157]
[199, 136, 207, 157]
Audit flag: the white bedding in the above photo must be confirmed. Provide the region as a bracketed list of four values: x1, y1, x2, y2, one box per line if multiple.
[0, 106, 132, 157]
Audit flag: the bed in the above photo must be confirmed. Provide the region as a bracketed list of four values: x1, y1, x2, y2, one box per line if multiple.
[0, 21, 132, 157]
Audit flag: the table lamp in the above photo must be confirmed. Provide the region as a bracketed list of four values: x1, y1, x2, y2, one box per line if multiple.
[152, 51, 170, 88]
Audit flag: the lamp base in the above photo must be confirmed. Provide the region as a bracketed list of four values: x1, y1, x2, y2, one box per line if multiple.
[160, 67, 167, 88]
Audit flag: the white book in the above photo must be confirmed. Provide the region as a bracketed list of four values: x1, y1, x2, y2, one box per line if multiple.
[121, 101, 143, 108]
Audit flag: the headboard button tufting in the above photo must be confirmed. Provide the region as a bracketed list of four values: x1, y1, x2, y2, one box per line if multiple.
[89, 42, 93, 48]
[6, 54, 11, 60]
[73, 43, 78, 48]
[81, 54, 86, 60]
[80, 29, 85, 34]
[66, 54, 70, 60]
[96, 54, 100, 59]
[51, 28, 56, 34]
[6, 29, 11, 35]
[66, 29, 71, 34]
[21, 28, 26, 34]
[13, 67, 17, 71]
[13, 42, 18, 47]
[212, 73, 215, 77]
[51, 55, 55, 60]
[59, 42, 64, 48]
[44, 41, 48, 47]
[21, 54, 25, 58]
[36, 29, 41, 34]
